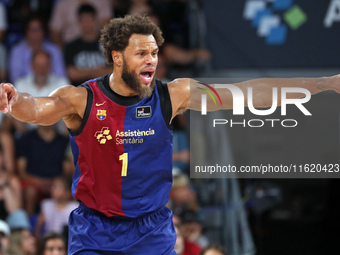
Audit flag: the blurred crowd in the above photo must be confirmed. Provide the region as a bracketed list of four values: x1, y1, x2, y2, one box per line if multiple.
[0, 0, 220, 254]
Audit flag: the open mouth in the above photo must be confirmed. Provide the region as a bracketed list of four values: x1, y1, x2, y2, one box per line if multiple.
[140, 69, 155, 84]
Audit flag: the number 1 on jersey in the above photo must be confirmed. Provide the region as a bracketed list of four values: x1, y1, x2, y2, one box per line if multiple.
[119, 153, 128, 176]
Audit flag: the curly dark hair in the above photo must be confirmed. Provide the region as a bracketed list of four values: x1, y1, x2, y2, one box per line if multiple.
[100, 15, 164, 64]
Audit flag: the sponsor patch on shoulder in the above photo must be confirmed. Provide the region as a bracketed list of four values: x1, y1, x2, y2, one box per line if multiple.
[136, 106, 152, 118]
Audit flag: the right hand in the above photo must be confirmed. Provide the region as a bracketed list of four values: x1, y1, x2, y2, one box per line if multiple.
[0, 83, 19, 113]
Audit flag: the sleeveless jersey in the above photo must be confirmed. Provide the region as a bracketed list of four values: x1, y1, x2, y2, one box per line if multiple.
[69, 75, 173, 218]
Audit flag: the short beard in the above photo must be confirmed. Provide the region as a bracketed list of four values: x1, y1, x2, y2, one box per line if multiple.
[121, 56, 155, 98]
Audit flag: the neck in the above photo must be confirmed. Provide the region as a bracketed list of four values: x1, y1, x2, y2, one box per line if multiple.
[109, 73, 137, 96]
[27, 41, 42, 51]
[56, 199, 68, 207]
[34, 75, 48, 89]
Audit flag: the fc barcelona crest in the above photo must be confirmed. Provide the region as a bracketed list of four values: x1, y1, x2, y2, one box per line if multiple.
[96, 110, 107, 120]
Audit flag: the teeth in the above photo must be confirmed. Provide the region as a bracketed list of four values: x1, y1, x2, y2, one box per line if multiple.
[140, 73, 152, 83]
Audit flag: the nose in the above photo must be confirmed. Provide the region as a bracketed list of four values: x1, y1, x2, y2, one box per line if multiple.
[145, 54, 156, 65]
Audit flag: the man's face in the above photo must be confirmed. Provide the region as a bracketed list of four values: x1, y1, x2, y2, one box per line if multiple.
[120, 34, 158, 98]
[78, 13, 97, 35]
[21, 229, 36, 254]
[32, 53, 51, 78]
[0, 233, 9, 252]
[43, 238, 66, 255]
[26, 19, 44, 44]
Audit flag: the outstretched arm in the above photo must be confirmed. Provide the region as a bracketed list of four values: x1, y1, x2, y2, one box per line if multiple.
[168, 75, 340, 119]
[0, 83, 87, 130]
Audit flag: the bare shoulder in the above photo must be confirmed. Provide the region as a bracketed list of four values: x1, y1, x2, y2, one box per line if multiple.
[48, 85, 88, 129]
[167, 78, 191, 91]
[167, 78, 192, 117]
[49, 85, 87, 101]
[49, 85, 87, 114]
[167, 78, 199, 95]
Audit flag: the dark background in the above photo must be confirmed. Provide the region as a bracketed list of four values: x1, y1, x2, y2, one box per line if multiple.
[204, 0, 340, 69]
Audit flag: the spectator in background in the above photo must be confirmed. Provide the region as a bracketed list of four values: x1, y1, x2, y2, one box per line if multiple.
[0, 3, 7, 83]
[1, 114, 27, 139]
[162, 44, 211, 67]
[15, 50, 69, 97]
[128, 0, 152, 16]
[179, 209, 206, 255]
[62, 146, 75, 179]
[8, 228, 36, 255]
[112, 0, 130, 17]
[173, 213, 181, 226]
[155, 52, 170, 82]
[15, 50, 69, 134]
[64, 4, 111, 86]
[0, 43, 7, 83]
[0, 128, 30, 242]
[6, 1, 55, 34]
[0, 163, 26, 223]
[172, 115, 190, 174]
[0, 2, 7, 42]
[170, 173, 197, 211]
[35, 176, 78, 239]
[200, 244, 227, 255]
[17, 125, 69, 216]
[49, 0, 112, 48]
[0, 130, 30, 231]
[174, 224, 185, 255]
[152, 0, 211, 75]
[0, 130, 15, 174]
[152, 0, 189, 48]
[0, 220, 10, 255]
[135, 5, 210, 76]
[5, 50, 69, 137]
[9, 15, 66, 83]
[37, 233, 66, 255]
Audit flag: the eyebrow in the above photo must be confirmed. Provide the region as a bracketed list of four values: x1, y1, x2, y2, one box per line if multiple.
[136, 48, 159, 52]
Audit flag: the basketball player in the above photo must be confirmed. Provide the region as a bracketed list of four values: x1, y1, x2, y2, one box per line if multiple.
[0, 15, 339, 254]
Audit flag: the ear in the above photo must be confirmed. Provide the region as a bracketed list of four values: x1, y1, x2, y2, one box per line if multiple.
[111, 50, 122, 66]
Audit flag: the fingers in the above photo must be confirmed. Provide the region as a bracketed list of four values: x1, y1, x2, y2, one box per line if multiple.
[0, 83, 9, 113]
[0, 83, 15, 113]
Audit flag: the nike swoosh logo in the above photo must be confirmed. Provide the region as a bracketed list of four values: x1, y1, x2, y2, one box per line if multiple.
[95, 101, 107, 107]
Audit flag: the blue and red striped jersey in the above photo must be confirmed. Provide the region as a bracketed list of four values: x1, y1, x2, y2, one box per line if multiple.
[69, 75, 173, 217]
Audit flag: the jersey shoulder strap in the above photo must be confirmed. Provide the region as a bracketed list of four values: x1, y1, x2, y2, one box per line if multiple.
[69, 82, 93, 136]
[156, 79, 173, 130]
